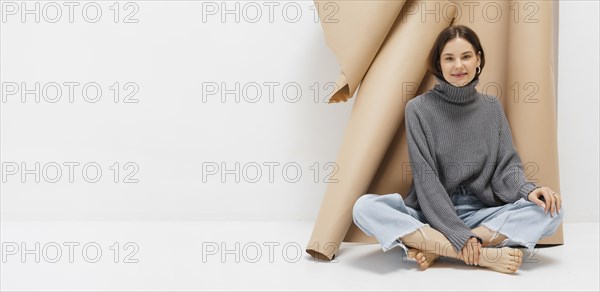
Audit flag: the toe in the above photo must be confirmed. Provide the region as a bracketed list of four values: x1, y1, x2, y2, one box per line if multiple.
[514, 249, 524, 258]
[407, 249, 417, 259]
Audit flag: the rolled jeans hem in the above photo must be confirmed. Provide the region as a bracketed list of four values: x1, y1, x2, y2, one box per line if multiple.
[480, 199, 564, 257]
[381, 223, 429, 253]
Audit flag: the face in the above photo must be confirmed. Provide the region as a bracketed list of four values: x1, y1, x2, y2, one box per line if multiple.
[440, 37, 481, 87]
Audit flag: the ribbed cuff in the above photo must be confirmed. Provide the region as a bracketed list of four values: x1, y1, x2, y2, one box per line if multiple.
[519, 182, 540, 201]
[447, 230, 476, 253]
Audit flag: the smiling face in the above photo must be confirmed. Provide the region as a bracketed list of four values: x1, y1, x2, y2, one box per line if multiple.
[440, 37, 481, 87]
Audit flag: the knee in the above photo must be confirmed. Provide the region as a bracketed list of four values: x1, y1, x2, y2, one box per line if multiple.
[551, 205, 565, 225]
[352, 194, 379, 222]
[542, 205, 565, 236]
[524, 200, 565, 221]
[546, 204, 565, 222]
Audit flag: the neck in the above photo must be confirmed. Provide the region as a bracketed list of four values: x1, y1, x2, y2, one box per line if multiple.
[433, 76, 479, 104]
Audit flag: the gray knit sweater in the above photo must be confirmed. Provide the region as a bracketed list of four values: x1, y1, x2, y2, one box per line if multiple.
[403, 76, 539, 252]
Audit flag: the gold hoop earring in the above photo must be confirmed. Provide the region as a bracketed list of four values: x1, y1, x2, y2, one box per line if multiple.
[476, 66, 481, 74]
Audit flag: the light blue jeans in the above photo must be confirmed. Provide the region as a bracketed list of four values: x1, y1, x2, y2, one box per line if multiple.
[352, 184, 564, 256]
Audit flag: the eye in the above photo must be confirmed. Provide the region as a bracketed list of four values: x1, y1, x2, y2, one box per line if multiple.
[463, 55, 471, 59]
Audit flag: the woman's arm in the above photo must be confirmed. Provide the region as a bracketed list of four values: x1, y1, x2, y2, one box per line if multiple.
[491, 100, 539, 202]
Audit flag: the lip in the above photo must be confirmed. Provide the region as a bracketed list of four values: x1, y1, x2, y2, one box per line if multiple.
[452, 73, 467, 78]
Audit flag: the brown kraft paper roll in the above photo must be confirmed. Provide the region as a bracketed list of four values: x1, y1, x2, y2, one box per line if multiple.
[307, 0, 564, 261]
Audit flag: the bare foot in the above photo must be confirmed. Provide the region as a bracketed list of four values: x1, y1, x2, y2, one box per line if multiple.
[407, 248, 439, 270]
[477, 247, 523, 274]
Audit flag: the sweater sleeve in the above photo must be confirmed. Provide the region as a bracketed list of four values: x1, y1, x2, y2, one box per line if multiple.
[405, 102, 477, 253]
[491, 101, 540, 203]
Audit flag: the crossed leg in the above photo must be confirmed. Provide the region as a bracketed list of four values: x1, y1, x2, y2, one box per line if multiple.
[403, 225, 522, 273]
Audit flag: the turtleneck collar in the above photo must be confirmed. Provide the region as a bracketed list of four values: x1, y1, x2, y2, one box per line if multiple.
[432, 76, 480, 104]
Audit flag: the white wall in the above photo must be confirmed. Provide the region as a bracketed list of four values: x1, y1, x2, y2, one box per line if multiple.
[1, 1, 597, 222]
[0, 1, 352, 221]
[557, 0, 599, 222]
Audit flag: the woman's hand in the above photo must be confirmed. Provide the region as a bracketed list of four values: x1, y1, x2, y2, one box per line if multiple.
[527, 186, 562, 217]
[459, 237, 482, 266]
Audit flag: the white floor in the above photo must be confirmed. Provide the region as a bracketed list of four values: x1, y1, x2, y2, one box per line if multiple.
[1, 221, 598, 291]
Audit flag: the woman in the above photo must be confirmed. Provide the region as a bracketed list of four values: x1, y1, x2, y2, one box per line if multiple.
[352, 25, 564, 274]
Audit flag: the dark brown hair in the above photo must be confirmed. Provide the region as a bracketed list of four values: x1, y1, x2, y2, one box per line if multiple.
[427, 25, 485, 82]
